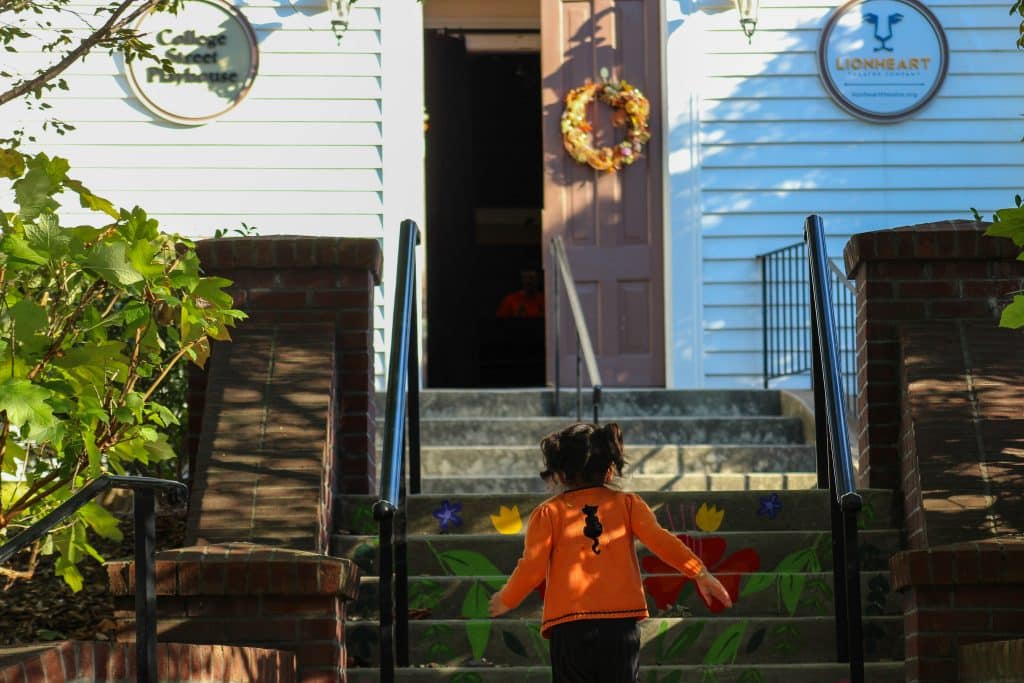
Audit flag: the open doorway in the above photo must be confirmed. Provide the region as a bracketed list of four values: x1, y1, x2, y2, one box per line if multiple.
[424, 32, 543, 388]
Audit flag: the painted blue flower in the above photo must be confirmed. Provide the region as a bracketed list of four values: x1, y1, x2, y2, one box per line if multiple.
[433, 499, 463, 532]
[757, 493, 783, 520]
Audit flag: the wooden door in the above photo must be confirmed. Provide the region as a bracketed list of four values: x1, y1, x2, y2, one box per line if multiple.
[542, 0, 665, 388]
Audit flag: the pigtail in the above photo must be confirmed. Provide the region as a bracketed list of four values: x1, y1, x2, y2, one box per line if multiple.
[540, 422, 627, 486]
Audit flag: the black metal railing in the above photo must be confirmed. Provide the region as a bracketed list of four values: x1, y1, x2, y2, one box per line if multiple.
[0, 475, 188, 683]
[549, 235, 602, 423]
[372, 219, 421, 682]
[805, 214, 864, 683]
[758, 240, 857, 396]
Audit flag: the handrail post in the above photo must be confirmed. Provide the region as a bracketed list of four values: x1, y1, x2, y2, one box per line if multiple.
[593, 385, 601, 425]
[395, 428, 410, 667]
[841, 506, 866, 681]
[760, 255, 769, 389]
[552, 238, 561, 416]
[134, 487, 157, 683]
[408, 251, 422, 496]
[575, 332, 582, 421]
[375, 505, 395, 682]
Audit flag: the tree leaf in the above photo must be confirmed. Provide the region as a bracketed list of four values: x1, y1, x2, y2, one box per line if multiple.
[9, 298, 49, 346]
[501, 629, 528, 658]
[83, 242, 144, 286]
[13, 153, 67, 219]
[25, 215, 70, 260]
[55, 555, 84, 592]
[80, 500, 124, 541]
[703, 622, 746, 666]
[779, 573, 806, 616]
[0, 377, 56, 432]
[465, 620, 490, 661]
[999, 295, 1024, 329]
[438, 550, 504, 579]
[0, 233, 47, 266]
[0, 147, 26, 179]
[64, 178, 118, 219]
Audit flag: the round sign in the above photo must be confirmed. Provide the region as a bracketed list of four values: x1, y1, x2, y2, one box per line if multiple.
[126, 0, 258, 125]
[817, 0, 948, 123]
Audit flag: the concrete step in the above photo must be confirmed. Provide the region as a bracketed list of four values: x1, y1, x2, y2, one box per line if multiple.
[409, 417, 804, 447]
[346, 663, 904, 682]
[344, 616, 904, 667]
[390, 389, 784, 419]
[330, 529, 901, 576]
[348, 571, 902, 620]
[418, 444, 817, 477]
[335, 490, 901, 535]
[419, 472, 818, 493]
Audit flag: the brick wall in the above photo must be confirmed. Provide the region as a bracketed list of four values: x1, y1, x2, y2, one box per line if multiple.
[890, 541, 1024, 683]
[843, 220, 1024, 490]
[107, 543, 359, 683]
[0, 640, 295, 682]
[190, 236, 382, 496]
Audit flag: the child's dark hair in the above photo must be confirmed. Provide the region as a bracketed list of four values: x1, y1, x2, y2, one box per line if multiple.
[539, 422, 626, 487]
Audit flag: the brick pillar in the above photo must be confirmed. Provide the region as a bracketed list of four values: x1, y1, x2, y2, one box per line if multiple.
[191, 237, 381, 495]
[843, 220, 1024, 489]
[108, 543, 360, 683]
[890, 540, 1024, 683]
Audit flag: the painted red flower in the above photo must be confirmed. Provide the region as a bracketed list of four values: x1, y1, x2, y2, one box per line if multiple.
[642, 534, 760, 613]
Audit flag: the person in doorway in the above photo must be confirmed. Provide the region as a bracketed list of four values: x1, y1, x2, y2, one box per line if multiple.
[488, 422, 733, 682]
[496, 269, 544, 318]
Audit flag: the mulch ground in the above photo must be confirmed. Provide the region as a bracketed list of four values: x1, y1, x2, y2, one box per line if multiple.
[1, 511, 186, 647]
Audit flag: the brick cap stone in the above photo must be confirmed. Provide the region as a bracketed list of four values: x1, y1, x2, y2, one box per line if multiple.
[842, 219, 1021, 276]
[959, 638, 1024, 680]
[889, 538, 1024, 591]
[195, 236, 383, 283]
[106, 542, 360, 600]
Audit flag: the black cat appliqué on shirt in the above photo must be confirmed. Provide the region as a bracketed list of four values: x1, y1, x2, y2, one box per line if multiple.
[582, 504, 603, 554]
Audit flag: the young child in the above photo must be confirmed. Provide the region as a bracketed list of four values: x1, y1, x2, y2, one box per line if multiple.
[488, 422, 733, 682]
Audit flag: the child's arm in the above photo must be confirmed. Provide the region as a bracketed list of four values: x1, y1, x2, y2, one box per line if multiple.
[627, 494, 733, 609]
[488, 504, 553, 617]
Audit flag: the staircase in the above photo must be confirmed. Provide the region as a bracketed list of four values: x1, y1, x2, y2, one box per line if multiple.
[334, 389, 904, 681]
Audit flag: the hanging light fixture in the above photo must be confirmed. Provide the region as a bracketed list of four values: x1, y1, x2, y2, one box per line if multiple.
[328, 0, 354, 43]
[734, 0, 759, 41]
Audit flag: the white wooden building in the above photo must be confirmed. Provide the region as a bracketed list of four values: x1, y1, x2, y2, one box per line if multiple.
[4, 0, 1022, 390]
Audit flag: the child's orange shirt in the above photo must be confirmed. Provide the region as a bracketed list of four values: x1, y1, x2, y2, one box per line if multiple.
[498, 486, 705, 636]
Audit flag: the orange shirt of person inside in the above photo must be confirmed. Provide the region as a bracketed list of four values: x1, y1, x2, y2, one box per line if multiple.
[496, 269, 544, 318]
[496, 485, 706, 636]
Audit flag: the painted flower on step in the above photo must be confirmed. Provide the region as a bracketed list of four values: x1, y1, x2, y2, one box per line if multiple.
[757, 493, 783, 520]
[490, 505, 523, 535]
[642, 534, 760, 613]
[432, 499, 463, 533]
[695, 503, 725, 533]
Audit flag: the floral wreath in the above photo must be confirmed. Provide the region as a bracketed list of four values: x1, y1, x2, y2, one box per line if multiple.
[561, 79, 651, 172]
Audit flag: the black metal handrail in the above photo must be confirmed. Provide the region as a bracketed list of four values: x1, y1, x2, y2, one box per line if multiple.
[805, 214, 864, 683]
[0, 474, 188, 683]
[758, 240, 857, 396]
[372, 219, 420, 682]
[549, 235, 602, 423]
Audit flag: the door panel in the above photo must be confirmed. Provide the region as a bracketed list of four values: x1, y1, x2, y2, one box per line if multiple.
[542, 0, 665, 388]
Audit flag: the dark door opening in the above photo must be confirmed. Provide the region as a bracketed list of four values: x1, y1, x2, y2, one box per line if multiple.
[424, 33, 543, 388]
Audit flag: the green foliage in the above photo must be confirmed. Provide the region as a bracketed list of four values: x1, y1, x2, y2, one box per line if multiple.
[0, 148, 245, 588]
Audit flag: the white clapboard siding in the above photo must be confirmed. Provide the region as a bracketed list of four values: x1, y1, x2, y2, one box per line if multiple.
[675, 0, 1024, 388]
[3, 0, 424, 389]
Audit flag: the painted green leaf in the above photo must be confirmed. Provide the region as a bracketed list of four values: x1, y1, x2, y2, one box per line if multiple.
[438, 549, 504, 579]
[665, 621, 704, 659]
[737, 669, 764, 683]
[703, 622, 746, 666]
[779, 573, 806, 616]
[501, 629, 528, 658]
[999, 295, 1024, 329]
[465, 619, 490, 661]
[745, 627, 766, 654]
[84, 242, 144, 286]
[659, 672, 683, 683]
[654, 619, 670, 661]
[461, 581, 489, 619]
[775, 548, 815, 575]
[739, 573, 775, 597]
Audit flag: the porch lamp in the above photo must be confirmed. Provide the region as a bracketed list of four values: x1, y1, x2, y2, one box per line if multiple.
[328, 0, 353, 43]
[734, 0, 759, 41]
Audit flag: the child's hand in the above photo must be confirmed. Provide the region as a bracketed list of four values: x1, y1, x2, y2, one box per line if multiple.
[488, 589, 511, 617]
[695, 572, 733, 609]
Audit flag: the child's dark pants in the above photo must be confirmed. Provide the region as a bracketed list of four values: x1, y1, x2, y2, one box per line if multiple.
[549, 618, 641, 683]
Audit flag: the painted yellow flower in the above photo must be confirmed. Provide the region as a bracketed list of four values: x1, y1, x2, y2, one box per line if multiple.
[490, 505, 523, 535]
[695, 503, 725, 533]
